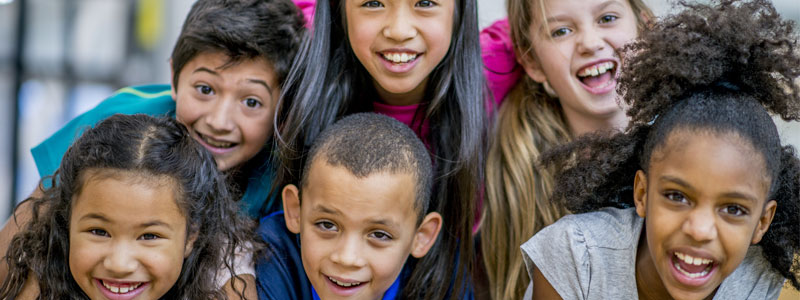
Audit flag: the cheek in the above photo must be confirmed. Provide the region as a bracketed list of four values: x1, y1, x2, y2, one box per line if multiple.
[149, 245, 188, 287]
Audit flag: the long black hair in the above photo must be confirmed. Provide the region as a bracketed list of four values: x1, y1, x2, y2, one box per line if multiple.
[273, 0, 486, 298]
[0, 114, 257, 299]
[542, 0, 800, 289]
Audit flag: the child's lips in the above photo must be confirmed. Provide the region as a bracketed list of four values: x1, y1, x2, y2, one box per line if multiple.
[668, 250, 718, 287]
[95, 278, 149, 300]
[324, 274, 368, 296]
[193, 132, 238, 154]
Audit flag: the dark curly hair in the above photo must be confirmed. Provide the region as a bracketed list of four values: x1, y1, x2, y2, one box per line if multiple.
[0, 114, 258, 299]
[542, 0, 800, 289]
[171, 0, 306, 88]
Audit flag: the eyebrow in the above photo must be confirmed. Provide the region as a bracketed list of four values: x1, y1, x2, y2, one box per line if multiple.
[544, 0, 625, 23]
[247, 79, 273, 95]
[78, 213, 174, 230]
[313, 205, 342, 216]
[659, 175, 758, 203]
[366, 217, 400, 228]
[192, 67, 273, 95]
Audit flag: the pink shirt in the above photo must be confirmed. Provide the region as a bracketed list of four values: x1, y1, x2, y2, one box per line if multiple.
[481, 19, 522, 106]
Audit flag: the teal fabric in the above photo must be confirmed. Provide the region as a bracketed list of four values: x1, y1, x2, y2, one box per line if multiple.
[30, 84, 276, 218]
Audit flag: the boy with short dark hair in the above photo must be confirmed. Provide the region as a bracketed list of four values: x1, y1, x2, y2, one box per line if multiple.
[256, 113, 443, 300]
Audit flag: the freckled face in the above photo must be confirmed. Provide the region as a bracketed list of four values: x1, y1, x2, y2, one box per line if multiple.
[634, 131, 775, 300]
[345, 0, 453, 105]
[69, 171, 192, 300]
[172, 52, 279, 171]
[298, 161, 420, 300]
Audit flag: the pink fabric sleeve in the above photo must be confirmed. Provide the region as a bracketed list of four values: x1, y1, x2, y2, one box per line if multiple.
[293, 0, 316, 29]
[481, 19, 522, 108]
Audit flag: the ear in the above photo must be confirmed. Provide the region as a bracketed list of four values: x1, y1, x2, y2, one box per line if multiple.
[184, 232, 198, 258]
[410, 212, 443, 258]
[750, 200, 777, 244]
[633, 170, 648, 218]
[169, 58, 177, 101]
[282, 184, 302, 234]
[518, 54, 548, 84]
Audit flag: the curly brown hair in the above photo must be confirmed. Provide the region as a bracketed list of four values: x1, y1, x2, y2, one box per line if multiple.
[542, 0, 800, 289]
[0, 115, 259, 299]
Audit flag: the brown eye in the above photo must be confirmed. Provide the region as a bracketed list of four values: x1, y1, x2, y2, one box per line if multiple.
[195, 84, 214, 95]
[721, 204, 748, 217]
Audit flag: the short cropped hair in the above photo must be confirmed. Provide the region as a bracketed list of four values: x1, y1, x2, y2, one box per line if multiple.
[301, 113, 433, 222]
[171, 0, 305, 88]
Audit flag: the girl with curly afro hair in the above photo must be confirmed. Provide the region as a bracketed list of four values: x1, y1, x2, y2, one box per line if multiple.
[521, 0, 800, 299]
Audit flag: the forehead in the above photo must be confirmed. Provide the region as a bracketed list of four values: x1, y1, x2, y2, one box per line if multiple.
[72, 171, 186, 227]
[302, 160, 419, 223]
[178, 52, 278, 85]
[648, 130, 770, 200]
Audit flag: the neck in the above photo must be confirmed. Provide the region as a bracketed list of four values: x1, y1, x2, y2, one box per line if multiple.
[374, 79, 428, 106]
[564, 108, 628, 137]
[636, 227, 672, 300]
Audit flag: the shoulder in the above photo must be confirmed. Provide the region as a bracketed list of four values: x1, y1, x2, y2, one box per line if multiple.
[255, 212, 314, 300]
[525, 207, 640, 251]
[521, 207, 641, 299]
[30, 84, 175, 179]
[715, 246, 784, 299]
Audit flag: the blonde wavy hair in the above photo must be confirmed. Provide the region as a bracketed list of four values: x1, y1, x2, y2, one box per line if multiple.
[481, 1, 654, 299]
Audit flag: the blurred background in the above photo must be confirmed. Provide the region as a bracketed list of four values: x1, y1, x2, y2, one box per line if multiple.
[0, 0, 798, 220]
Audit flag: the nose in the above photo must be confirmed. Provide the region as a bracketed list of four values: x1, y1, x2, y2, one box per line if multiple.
[330, 236, 368, 268]
[576, 27, 606, 55]
[382, 7, 417, 42]
[682, 207, 718, 243]
[204, 100, 236, 133]
[103, 242, 138, 275]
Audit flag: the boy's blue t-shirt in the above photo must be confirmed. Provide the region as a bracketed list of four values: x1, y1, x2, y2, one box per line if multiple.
[30, 84, 277, 218]
[256, 211, 406, 300]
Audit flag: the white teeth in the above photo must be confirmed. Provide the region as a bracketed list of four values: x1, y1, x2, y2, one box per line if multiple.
[101, 281, 142, 294]
[328, 276, 362, 288]
[675, 252, 713, 266]
[674, 260, 711, 278]
[382, 52, 417, 63]
[202, 135, 233, 148]
[578, 62, 615, 77]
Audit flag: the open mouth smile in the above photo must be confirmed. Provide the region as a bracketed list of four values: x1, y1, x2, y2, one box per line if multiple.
[576, 61, 617, 94]
[670, 251, 717, 287]
[324, 274, 368, 297]
[95, 279, 148, 300]
[195, 132, 238, 152]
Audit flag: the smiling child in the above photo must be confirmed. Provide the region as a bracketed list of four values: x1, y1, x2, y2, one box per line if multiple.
[521, 0, 800, 299]
[479, 0, 655, 297]
[256, 113, 442, 300]
[0, 1, 305, 296]
[0, 114, 256, 300]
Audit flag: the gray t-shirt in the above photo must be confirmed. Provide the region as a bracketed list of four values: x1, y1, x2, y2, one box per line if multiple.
[520, 207, 784, 300]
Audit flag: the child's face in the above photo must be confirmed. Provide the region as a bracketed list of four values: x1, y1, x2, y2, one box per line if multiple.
[172, 51, 279, 171]
[521, 0, 639, 131]
[69, 171, 194, 300]
[345, 0, 454, 105]
[633, 131, 776, 300]
[283, 160, 441, 300]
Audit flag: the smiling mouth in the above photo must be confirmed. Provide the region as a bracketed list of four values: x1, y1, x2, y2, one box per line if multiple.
[197, 132, 236, 149]
[576, 61, 616, 89]
[380, 52, 420, 64]
[328, 276, 365, 288]
[673, 252, 715, 278]
[100, 279, 145, 294]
